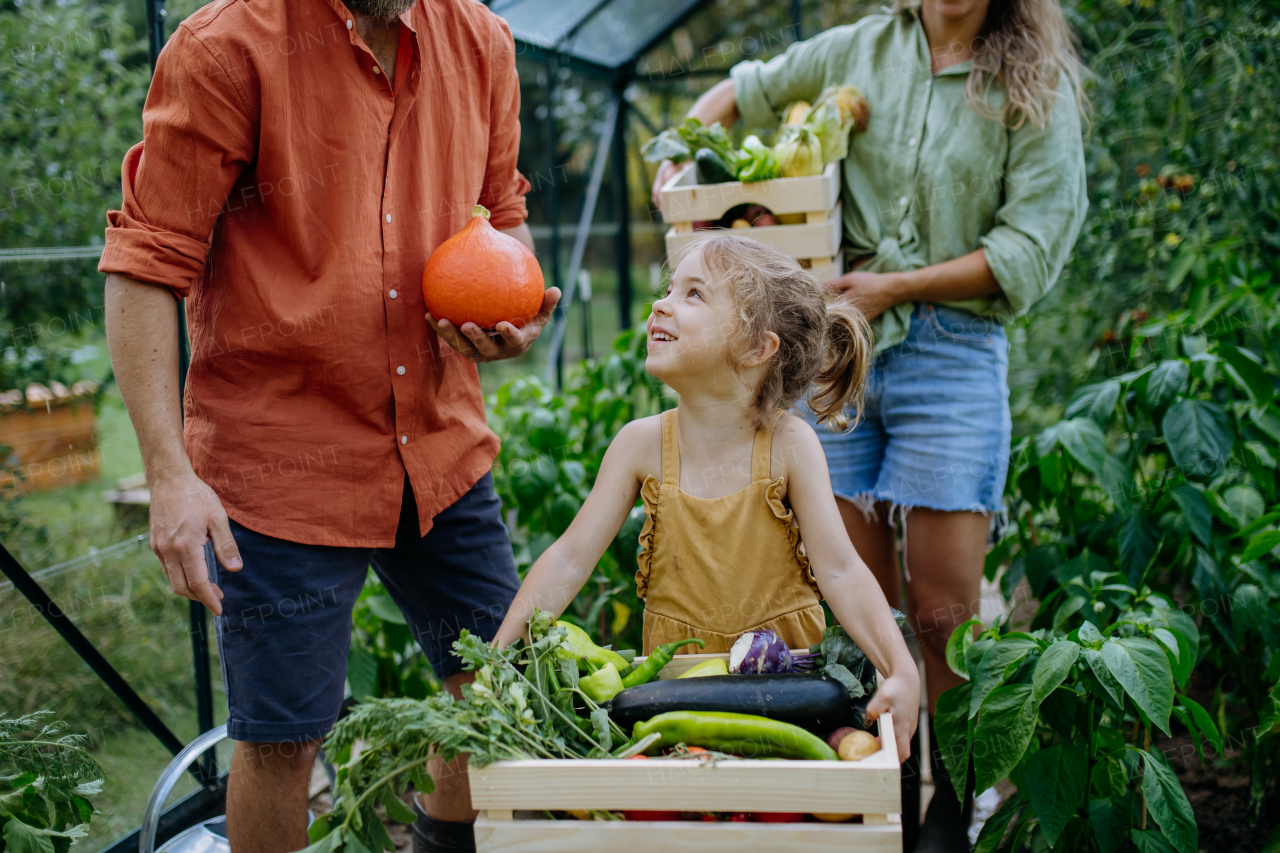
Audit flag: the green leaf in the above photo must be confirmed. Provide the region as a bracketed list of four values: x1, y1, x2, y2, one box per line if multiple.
[1056, 418, 1109, 478]
[1132, 828, 1181, 853]
[1032, 640, 1080, 705]
[1222, 485, 1265, 528]
[1218, 344, 1274, 405]
[1144, 360, 1189, 411]
[1079, 620, 1103, 647]
[1024, 743, 1087, 845]
[363, 594, 408, 625]
[1, 821, 88, 853]
[933, 683, 973, 805]
[1066, 380, 1121, 425]
[1178, 696, 1223, 755]
[1249, 407, 1280, 444]
[1242, 530, 1280, 562]
[1163, 400, 1232, 478]
[945, 619, 986, 679]
[1232, 584, 1274, 647]
[1091, 795, 1132, 853]
[1119, 510, 1162, 587]
[1170, 485, 1212, 547]
[347, 642, 378, 700]
[379, 787, 416, 824]
[1167, 248, 1198, 291]
[969, 637, 1039, 718]
[1141, 751, 1197, 853]
[972, 684, 1038, 792]
[973, 795, 1024, 853]
[1025, 545, 1064, 597]
[1103, 638, 1174, 734]
[1084, 648, 1125, 707]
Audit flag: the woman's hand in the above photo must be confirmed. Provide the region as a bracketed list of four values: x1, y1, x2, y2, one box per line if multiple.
[827, 270, 903, 321]
[651, 159, 681, 213]
[866, 669, 921, 763]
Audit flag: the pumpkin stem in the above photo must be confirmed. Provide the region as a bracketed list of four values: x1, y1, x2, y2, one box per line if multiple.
[471, 205, 491, 220]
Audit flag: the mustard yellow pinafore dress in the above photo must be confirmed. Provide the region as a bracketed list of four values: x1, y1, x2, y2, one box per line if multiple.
[635, 409, 826, 655]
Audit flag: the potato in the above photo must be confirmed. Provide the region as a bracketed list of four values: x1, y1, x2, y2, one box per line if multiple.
[837, 730, 880, 762]
[826, 726, 856, 752]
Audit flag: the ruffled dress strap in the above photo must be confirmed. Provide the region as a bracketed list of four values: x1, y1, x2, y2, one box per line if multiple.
[661, 408, 680, 485]
[635, 410, 680, 601]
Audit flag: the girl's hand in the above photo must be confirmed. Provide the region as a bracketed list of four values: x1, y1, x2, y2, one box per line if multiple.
[827, 271, 903, 321]
[866, 670, 920, 763]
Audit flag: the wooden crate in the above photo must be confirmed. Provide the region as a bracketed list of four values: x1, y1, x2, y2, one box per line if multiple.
[470, 652, 901, 852]
[0, 401, 99, 494]
[659, 163, 844, 282]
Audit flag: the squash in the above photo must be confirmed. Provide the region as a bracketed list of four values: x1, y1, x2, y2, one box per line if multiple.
[421, 205, 544, 329]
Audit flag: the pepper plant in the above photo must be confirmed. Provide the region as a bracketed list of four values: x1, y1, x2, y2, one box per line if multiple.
[935, 582, 1209, 853]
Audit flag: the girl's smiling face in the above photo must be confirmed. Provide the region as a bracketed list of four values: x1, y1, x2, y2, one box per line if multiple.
[645, 248, 737, 386]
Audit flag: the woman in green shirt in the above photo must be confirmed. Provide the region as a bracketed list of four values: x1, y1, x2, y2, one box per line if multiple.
[653, 0, 1088, 846]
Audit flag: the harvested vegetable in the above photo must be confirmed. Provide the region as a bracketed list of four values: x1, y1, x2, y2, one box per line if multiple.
[641, 118, 739, 173]
[622, 638, 704, 688]
[774, 126, 824, 178]
[812, 812, 855, 823]
[421, 205, 544, 329]
[735, 135, 780, 182]
[580, 662, 625, 702]
[808, 617, 905, 699]
[731, 219, 751, 229]
[837, 730, 880, 761]
[556, 620, 630, 671]
[826, 726, 856, 752]
[623, 810, 681, 822]
[634, 711, 838, 760]
[729, 630, 817, 674]
[608, 673, 852, 733]
[677, 658, 729, 679]
[783, 101, 811, 125]
[694, 148, 736, 184]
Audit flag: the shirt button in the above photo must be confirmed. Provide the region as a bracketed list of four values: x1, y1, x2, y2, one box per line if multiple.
[346, 18, 352, 28]
[401, 435, 408, 445]
[385, 213, 392, 223]
[373, 66, 381, 75]
[908, 137, 917, 147]
[397, 365, 406, 375]
[899, 196, 909, 206]
[389, 289, 398, 299]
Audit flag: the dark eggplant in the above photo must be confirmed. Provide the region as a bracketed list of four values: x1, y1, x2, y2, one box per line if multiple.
[607, 673, 852, 735]
[694, 148, 736, 184]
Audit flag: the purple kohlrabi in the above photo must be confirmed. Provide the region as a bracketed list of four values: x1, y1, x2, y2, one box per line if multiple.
[728, 630, 818, 674]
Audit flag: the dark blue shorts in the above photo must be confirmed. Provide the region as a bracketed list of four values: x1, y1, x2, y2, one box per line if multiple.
[210, 472, 519, 743]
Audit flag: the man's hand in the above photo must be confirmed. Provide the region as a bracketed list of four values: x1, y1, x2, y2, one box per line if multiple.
[866, 669, 921, 763]
[827, 270, 903, 321]
[149, 471, 243, 616]
[426, 287, 562, 363]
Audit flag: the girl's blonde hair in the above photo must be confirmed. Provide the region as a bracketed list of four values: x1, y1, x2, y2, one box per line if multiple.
[895, 0, 1090, 131]
[674, 234, 873, 431]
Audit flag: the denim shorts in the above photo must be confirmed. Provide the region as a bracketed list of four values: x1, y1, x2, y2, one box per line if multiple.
[210, 472, 519, 743]
[804, 304, 1011, 515]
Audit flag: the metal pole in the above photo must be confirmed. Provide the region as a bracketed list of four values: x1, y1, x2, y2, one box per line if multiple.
[790, 0, 802, 40]
[146, 0, 215, 778]
[544, 58, 564, 387]
[611, 90, 632, 330]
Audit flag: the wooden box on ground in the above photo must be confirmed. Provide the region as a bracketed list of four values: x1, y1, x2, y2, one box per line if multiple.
[471, 652, 901, 853]
[660, 163, 844, 282]
[0, 395, 99, 494]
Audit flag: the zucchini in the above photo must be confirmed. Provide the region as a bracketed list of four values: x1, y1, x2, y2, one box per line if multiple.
[694, 148, 736, 184]
[607, 673, 854, 735]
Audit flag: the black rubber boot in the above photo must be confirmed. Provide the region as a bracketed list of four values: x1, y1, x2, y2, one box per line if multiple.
[915, 722, 973, 852]
[412, 797, 476, 853]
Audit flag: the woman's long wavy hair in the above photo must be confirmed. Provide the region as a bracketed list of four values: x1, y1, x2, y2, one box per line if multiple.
[897, 0, 1090, 130]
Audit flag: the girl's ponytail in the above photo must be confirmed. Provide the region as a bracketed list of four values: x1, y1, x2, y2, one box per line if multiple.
[808, 300, 873, 432]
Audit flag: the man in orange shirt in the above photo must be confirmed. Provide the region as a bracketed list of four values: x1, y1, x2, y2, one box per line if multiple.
[100, 0, 559, 847]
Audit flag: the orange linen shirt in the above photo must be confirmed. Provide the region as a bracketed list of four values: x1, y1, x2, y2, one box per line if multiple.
[98, 0, 531, 547]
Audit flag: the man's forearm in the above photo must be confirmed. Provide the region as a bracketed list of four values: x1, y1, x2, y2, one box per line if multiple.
[104, 272, 193, 483]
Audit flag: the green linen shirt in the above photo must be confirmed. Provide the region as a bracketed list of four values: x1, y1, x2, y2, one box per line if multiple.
[731, 7, 1088, 352]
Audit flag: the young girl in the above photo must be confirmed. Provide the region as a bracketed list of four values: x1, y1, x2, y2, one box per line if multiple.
[493, 234, 920, 758]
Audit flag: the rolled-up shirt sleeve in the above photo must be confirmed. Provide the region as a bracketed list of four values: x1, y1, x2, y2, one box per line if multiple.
[980, 75, 1088, 318]
[730, 26, 851, 130]
[98, 26, 257, 296]
[477, 19, 529, 231]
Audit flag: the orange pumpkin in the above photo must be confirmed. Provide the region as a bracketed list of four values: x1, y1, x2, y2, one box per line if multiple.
[422, 205, 545, 329]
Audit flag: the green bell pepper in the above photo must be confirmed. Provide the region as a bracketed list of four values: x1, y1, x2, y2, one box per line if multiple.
[579, 662, 625, 702]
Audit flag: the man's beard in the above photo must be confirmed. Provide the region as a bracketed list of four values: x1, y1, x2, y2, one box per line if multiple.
[344, 0, 414, 24]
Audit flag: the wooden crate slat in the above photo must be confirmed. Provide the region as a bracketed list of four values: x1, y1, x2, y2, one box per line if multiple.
[665, 200, 842, 262]
[475, 816, 901, 853]
[470, 755, 900, 813]
[660, 162, 840, 222]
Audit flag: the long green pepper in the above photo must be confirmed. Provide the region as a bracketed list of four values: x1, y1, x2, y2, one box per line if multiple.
[621, 638, 704, 688]
[633, 711, 837, 761]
